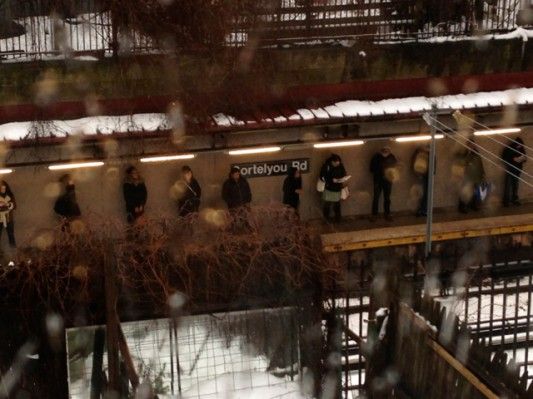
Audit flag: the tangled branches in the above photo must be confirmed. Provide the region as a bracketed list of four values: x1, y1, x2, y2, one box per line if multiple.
[108, 0, 262, 50]
[0, 205, 339, 323]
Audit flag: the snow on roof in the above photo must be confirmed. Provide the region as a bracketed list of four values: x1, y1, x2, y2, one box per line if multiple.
[0, 87, 531, 141]
[212, 87, 533, 128]
[0, 113, 169, 141]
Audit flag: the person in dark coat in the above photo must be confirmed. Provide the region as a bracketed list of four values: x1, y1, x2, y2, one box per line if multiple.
[456, 139, 485, 213]
[177, 165, 202, 217]
[283, 167, 302, 211]
[412, 144, 436, 217]
[370, 146, 397, 221]
[502, 137, 526, 207]
[222, 166, 252, 210]
[320, 154, 347, 222]
[54, 174, 81, 222]
[123, 166, 147, 224]
[0, 180, 16, 247]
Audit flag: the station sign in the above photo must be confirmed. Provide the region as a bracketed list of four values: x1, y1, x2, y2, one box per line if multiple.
[232, 158, 310, 178]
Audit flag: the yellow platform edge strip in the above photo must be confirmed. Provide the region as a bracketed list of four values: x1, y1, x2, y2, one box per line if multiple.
[322, 224, 533, 253]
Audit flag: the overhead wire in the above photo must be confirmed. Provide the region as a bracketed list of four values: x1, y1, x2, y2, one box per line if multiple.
[471, 132, 533, 163]
[428, 120, 533, 190]
[433, 126, 533, 190]
[456, 112, 533, 154]
[428, 116, 533, 181]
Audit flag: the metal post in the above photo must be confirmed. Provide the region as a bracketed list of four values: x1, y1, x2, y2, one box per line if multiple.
[425, 105, 438, 258]
[104, 244, 120, 395]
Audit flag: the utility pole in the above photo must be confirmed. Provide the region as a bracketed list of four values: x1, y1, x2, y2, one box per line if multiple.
[424, 105, 438, 258]
[104, 243, 120, 396]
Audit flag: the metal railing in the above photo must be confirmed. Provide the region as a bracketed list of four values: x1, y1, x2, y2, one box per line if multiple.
[0, 0, 525, 62]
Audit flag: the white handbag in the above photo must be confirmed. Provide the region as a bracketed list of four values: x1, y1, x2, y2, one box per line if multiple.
[316, 179, 325, 192]
[341, 186, 350, 200]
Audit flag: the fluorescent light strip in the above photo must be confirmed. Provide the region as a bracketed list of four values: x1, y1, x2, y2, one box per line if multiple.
[48, 161, 104, 171]
[395, 134, 444, 143]
[313, 140, 365, 148]
[473, 128, 521, 136]
[0, 169, 13, 174]
[140, 154, 195, 163]
[228, 146, 281, 156]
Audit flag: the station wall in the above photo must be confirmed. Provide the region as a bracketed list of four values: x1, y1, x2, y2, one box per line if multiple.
[2, 126, 532, 251]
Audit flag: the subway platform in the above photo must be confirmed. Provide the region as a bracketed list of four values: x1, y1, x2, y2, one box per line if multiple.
[319, 202, 533, 253]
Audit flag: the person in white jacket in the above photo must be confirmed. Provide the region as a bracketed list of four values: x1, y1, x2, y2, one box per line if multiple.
[0, 180, 16, 247]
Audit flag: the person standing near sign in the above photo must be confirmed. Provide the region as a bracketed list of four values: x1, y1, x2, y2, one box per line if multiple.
[222, 166, 252, 210]
[370, 146, 397, 221]
[177, 165, 202, 217]
[319, 154, 347, 223]
[283, 167, 303, 212]
[54, 174, 82, 228]
[123, 166, 147, 224]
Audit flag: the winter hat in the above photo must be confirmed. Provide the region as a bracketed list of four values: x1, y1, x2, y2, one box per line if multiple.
[59, 174, 71, 185]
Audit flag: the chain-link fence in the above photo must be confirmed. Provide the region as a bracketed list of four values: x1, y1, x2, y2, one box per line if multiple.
[66, 307, 300, 398]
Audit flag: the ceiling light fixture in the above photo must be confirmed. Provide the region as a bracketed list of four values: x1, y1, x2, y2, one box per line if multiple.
[228, 146, 281, 155]
[395, 134, 444, 143]
[48, 161, 104, 171]
[140, 154, 195, 163]
[313, 140, 364, 148]
[473, 128, 521, 136]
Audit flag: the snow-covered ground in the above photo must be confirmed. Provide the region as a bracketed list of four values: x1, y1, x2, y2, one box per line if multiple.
[178, 372, 307, 399]
[66, 308, 301, 398]
[435, 275, 533, 380]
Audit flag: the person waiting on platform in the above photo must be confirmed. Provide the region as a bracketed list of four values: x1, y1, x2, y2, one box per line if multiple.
[370, 146, 397, 221]
[319, 154, 347, 223]
[283, 167, 302, 213]
[0, 181, 16, 248]
[222, 166, 252, 210]
[222, 166, 252, 230]
[123, 166, 147, 224]
[412, 144, 436, 217]
[54, 174, 81, 225]
[502, 137, 526, 207]
[177, 165, 202, 217]
[456, 139, 485, 213]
